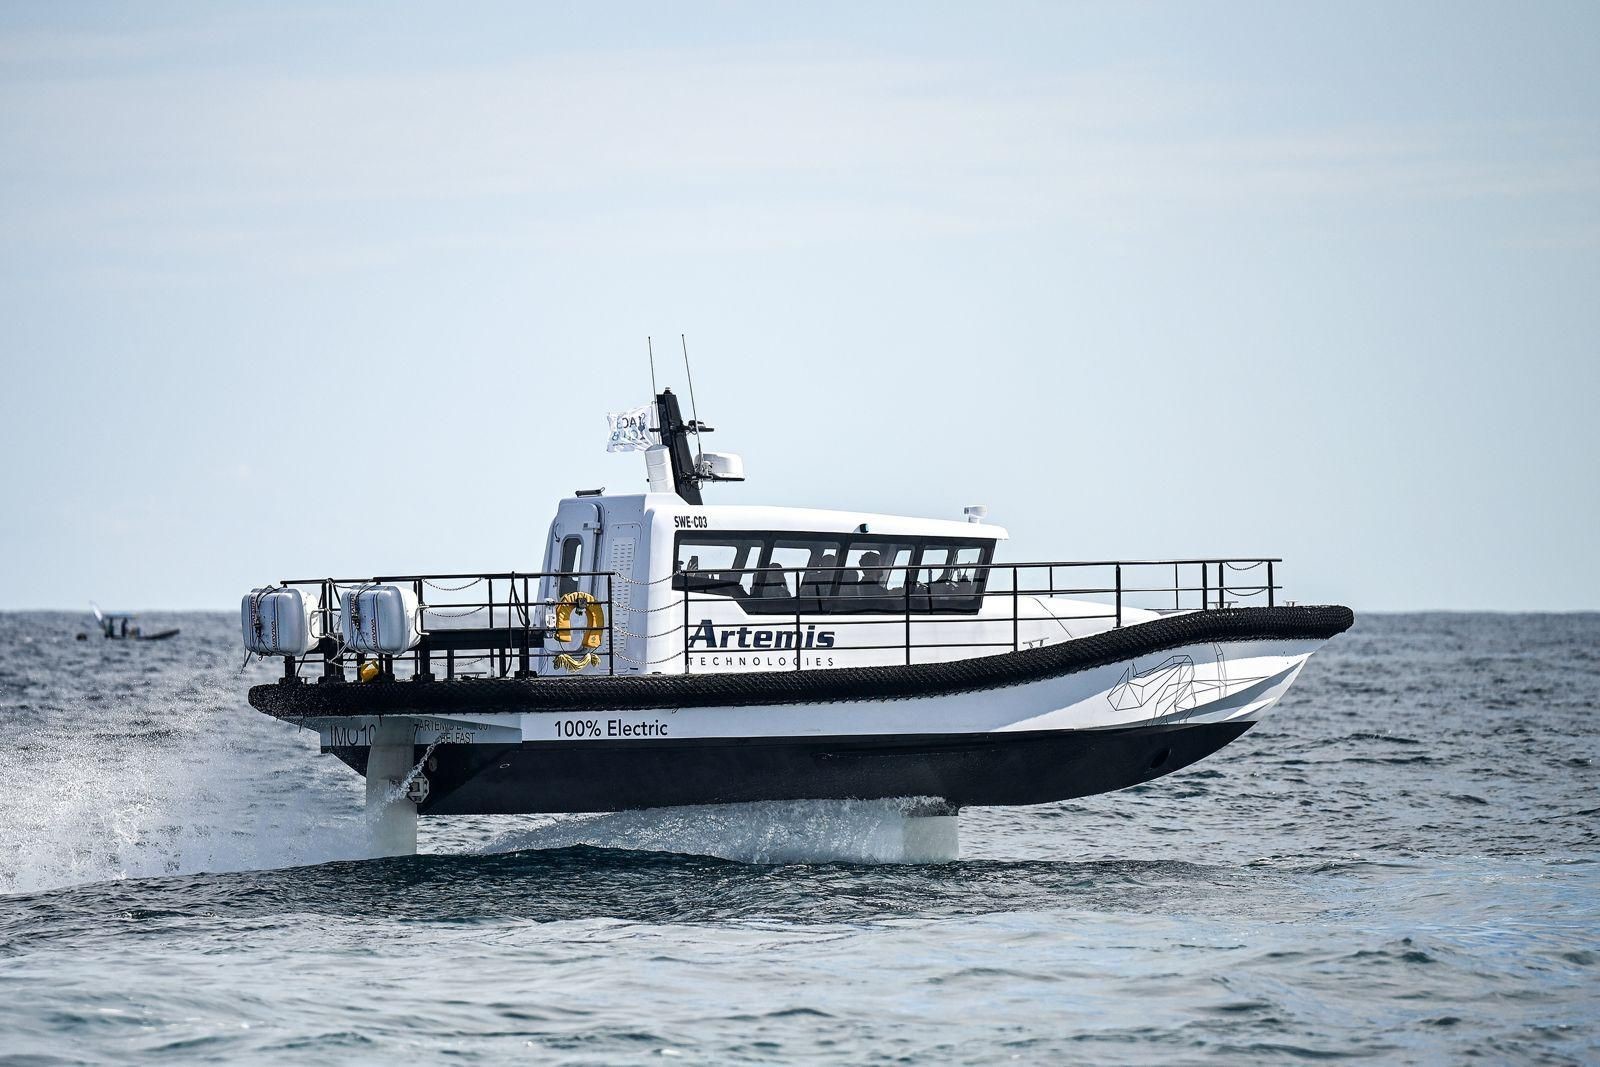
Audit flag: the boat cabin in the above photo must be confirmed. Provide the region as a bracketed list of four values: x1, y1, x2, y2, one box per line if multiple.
[535, 493, 1008, 675]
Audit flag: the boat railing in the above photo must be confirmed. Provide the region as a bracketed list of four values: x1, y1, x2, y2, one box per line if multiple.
[674, 558, 1283, 671]
[262, 557, 1281, 683]
[269, 570, 618, 684]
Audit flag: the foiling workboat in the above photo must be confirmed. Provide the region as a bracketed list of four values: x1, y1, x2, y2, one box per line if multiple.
[242, 387, 1352, 858]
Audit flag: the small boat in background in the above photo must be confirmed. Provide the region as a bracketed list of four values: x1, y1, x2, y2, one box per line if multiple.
[84, 603, 179, 642]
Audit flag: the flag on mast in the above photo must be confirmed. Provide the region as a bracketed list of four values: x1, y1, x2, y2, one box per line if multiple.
[606, 404, 655, 452]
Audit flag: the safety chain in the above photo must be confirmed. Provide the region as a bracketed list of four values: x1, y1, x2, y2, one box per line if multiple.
[425, 577, 484, 592]
[424, 605, 487, 618]
[612, 572, 681, 586]
[610, 622, 685, 641]
[612, 646, 697, 666]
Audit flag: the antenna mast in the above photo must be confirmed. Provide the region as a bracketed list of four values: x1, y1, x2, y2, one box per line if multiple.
[647, 336, 658, 397]
[646, 338, 741, 504]
[680, 333, 703, 465]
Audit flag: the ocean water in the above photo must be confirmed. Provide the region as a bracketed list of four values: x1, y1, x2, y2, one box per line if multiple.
[0, 612, 1595, 1064]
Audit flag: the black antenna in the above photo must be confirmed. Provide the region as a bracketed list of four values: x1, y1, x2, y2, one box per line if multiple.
[647, 336, 658, 398]
[680, 333, 703, 465]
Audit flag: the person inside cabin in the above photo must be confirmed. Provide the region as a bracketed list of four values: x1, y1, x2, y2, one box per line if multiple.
[801, 553, 839, 600]
[850, 552, 897, 611]
[928, 566, 961, 612]
[856, 552, 890, 596]
[753, 563, 789, 601]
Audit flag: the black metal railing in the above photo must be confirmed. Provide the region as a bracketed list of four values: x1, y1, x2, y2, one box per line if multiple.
[263, 557, 1281, 683]
[674, 558, 1281, 672]
[271, 570, 616, 684]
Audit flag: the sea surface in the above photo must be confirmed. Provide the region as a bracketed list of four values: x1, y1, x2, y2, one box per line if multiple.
[0, 612, 1595, 1064]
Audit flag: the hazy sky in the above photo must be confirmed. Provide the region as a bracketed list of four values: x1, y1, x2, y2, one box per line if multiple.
[1, 2, 1596, 611]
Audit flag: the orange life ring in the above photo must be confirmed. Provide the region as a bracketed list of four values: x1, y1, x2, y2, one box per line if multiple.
[552, 591, 605, 671]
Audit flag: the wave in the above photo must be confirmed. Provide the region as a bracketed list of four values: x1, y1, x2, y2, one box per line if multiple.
[476, 797, 959, 865]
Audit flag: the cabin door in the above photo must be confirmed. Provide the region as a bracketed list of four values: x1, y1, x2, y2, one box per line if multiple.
[544, 500, 602, 600]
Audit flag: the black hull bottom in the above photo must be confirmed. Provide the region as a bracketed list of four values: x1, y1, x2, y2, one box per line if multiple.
[332, 720, 1256, 815]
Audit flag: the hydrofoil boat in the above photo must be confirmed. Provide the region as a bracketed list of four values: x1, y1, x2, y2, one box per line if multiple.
[243, 385, 1352, 859]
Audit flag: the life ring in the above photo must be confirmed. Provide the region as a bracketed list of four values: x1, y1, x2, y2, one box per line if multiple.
[551, 590, 605, 672]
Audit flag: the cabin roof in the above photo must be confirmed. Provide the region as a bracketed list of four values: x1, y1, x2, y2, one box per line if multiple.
[584, 493, 1009, 540]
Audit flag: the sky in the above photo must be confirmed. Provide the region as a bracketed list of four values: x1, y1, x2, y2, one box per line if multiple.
[0, 1, 1596, 611]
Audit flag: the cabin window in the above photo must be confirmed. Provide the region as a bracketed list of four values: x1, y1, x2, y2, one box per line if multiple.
[764, 541, 829, 608]
[673, 532, 993, 614]
[834, 541, 914, 612]
[557, 536, 585, 598]
[914, 543, 987, 613]
[674, 537, 764, 599]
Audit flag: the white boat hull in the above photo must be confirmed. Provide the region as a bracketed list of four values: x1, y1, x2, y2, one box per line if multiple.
[260, 629, 1334, 816]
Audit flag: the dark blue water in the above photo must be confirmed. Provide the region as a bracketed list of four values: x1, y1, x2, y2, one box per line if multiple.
[1, 612, 1595, 1063]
